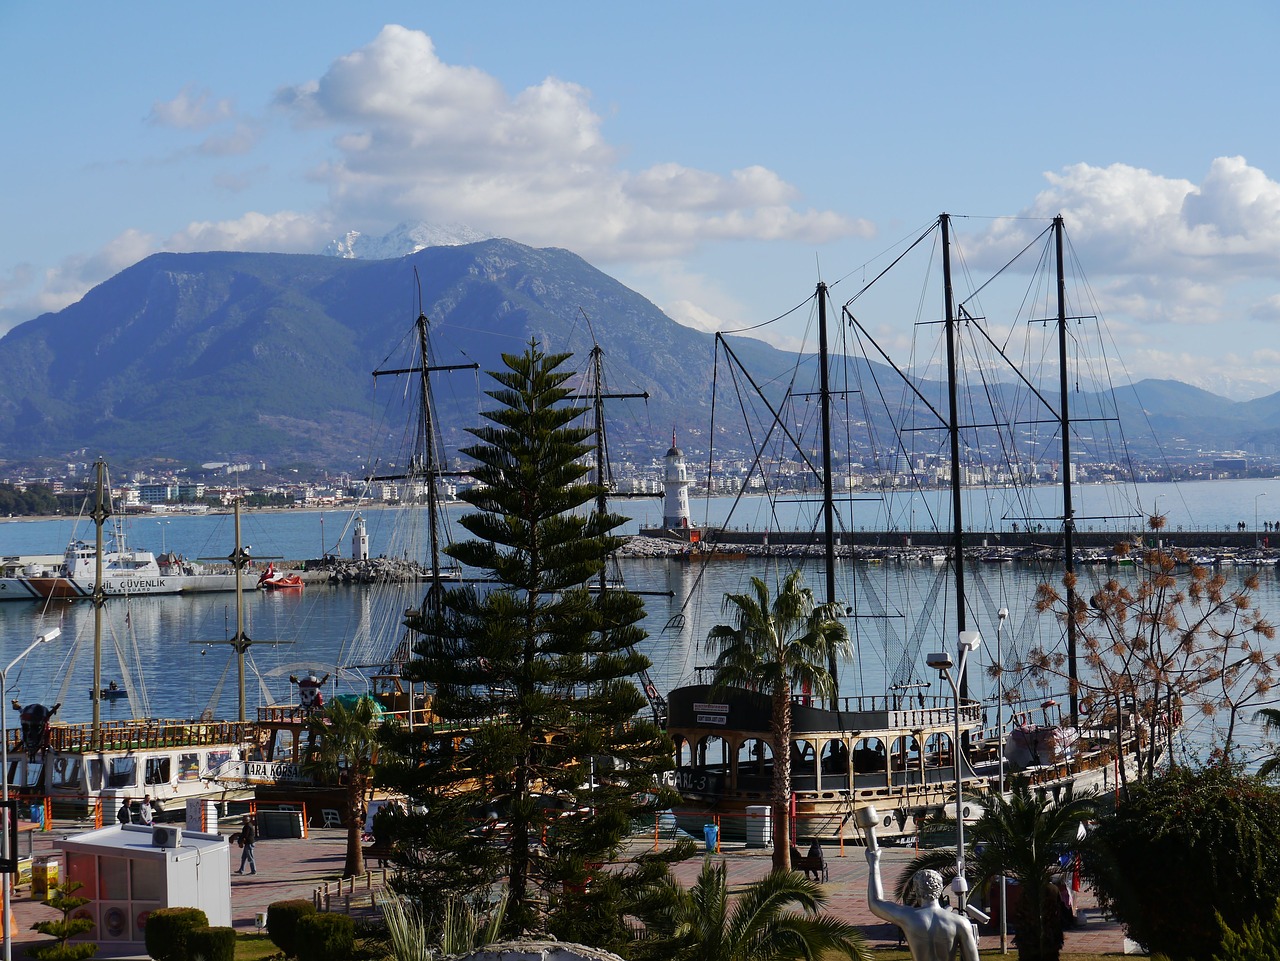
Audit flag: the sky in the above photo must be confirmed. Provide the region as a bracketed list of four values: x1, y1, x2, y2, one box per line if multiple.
[5, 3, 1280, 398]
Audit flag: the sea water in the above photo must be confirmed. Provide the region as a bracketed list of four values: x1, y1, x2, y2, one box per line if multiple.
[2, 481, 1280, 764]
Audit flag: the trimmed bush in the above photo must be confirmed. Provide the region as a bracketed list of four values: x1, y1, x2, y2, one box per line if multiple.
[144, 907, 209, 961]
[186, 926, 235, 961]
[296, 912, 356, 961]
[266, 899, 317, 957]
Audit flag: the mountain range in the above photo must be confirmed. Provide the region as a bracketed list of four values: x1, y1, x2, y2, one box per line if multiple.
[0, 236, 1276, 473]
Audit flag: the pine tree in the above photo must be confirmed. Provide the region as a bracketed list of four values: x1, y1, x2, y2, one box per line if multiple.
[380, 343, 677, 937]
[30, 881, 96, 961]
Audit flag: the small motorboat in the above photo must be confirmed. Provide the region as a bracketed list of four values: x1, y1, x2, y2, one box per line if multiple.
[97, 683, 128, 701]
[257, 562, 304, 591]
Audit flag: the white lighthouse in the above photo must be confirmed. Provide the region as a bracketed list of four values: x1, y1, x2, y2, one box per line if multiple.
[352, 514, 369, 560]
[662, 430, 692, 530]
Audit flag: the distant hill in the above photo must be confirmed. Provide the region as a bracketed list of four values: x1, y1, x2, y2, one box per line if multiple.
[0, 238, 1272, 473]
[0, 240, 807, 469]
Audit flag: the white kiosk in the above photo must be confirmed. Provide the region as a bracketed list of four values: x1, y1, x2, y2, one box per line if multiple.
[56, 823, 231, 957]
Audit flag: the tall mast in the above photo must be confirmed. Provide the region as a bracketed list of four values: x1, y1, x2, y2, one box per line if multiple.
[1054, 216, 1080, 720]
[89, 459, 111, 748]
[371, 295, 478, 675]
[417, 311, 444, 625]
[229, 500, 251, 722]
[941, 214, 969, 699]
[817, 282, 839, 705]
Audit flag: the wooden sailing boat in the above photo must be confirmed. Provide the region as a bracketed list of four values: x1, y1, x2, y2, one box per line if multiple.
[665, 214, 1143, 841]
[15, 461, 255, 820]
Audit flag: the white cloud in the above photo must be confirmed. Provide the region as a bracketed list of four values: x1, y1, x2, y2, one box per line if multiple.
[163, 211, 331, 253]
[974, 158, 1280, 283]
[275, 25, 865, 261]
[148, 85, 234, 130]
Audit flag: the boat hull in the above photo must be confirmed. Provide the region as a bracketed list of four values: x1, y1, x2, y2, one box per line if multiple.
[0, 572, 257, 601]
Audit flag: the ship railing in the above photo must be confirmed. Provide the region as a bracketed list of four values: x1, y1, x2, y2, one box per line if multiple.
[48, 719, 255, 753]
[788, 694, 982, 728]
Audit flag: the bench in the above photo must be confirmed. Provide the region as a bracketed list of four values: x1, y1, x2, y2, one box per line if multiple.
[790, 844, 828, 882]
[363, 842, 392, 867]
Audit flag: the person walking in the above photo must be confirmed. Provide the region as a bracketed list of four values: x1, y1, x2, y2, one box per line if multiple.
[234, 816, 256, 875]
[117, 798, 131, 825]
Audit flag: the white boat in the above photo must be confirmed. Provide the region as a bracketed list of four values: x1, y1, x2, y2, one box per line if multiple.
[0, 536, 256, 601]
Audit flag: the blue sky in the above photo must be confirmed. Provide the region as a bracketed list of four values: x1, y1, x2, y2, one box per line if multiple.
[4, 3, 1280, 397]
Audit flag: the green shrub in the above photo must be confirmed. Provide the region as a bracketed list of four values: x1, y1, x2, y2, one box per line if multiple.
[1213, 899, 1280, 961]
[296, 912, 355, 961]
[266, 899, 317, 957]
[144, 906, 209, 961]
[1084, 763, 1280, 961]
[185, 926, 235, 961]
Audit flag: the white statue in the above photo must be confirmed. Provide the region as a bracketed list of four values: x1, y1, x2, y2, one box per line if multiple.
[858, 805, 979, 961]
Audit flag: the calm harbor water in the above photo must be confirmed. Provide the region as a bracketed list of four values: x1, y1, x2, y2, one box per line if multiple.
[3, 479, 1280, 764]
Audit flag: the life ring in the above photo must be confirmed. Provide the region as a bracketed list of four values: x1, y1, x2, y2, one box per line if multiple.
[645, 684, 658, 700]
[1079, 697, 1094, 716]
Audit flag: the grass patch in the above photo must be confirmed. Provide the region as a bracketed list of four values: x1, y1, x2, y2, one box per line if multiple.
[233, 933, 281, 961]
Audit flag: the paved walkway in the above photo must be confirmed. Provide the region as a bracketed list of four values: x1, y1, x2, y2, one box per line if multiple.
[8, 823, 1131, 958]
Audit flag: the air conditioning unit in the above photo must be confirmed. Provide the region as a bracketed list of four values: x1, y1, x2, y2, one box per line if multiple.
[151, 826, 182, 849]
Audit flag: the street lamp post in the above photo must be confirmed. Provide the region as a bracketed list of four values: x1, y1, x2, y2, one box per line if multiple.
[2, 627, 61, 961]
[155, 520, 170, 555]
[995, 607, 1009, 953]
[1256, 492, 1268, 547]
[927, 627, 982, 916]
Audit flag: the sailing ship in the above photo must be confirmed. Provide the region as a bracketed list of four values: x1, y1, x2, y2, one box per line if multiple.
[666, 214, 1156, 841]
[5, 461, 255, 820]
[247, 296, 466, 816]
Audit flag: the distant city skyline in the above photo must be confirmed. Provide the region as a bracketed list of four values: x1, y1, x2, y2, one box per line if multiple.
[5, 5, 1280, 399]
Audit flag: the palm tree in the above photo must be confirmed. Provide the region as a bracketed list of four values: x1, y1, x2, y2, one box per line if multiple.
[304, 695, 383, 878]
[705, 570, 849, 873]
[631, 858, 868, 961]
[1256, 707, 1280, 777]
[895, 780, 1096, 961]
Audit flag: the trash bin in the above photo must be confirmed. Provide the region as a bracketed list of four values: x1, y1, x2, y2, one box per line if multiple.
[703, 823, 718, 852]
[32, 857, 58, 901]
[29, 804, 43, 827]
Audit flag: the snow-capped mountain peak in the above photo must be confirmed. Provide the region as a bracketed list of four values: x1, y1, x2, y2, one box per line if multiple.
[323, 222, 493, 259]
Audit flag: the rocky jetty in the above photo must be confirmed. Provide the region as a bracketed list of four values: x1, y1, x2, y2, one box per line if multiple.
[328, 557, 430, 583]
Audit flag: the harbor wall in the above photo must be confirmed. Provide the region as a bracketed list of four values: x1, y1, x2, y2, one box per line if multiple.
[651, 528, 1277, 551]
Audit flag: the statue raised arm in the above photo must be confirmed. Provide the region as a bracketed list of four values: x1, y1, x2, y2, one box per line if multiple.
[859, 806, 978, 961]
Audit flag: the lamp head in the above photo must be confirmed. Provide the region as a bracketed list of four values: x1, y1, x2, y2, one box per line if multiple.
[35, 627, 61, 644]
[998, 607, 1009, 621]
[926, 651, 954, 671]
[958, 630, 982, 653]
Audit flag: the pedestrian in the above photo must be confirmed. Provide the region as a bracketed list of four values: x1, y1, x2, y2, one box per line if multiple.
[140, 795, 154, 826]
[117, 798, 131, 825]
[234, 816, 257, 875]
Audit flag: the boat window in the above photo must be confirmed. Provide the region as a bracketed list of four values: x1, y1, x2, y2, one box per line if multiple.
[820, 739, 849, 775]
[51, 756, 82, 788]
[924, 732, 952, 766]
[23, 760, 43, 788]
[107, 757, 136, 788]
[204, 751, 231, 777]
[87, 759, 103, 792]
[736, 738, 773, 775]
[890, 735, 922, 769]
[144, 757, 171, 785]
[177, 753, 200, 782]
[694, 735, 730, 773]
[674, 737, 693, 768]
[852, 738, 887, 773]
